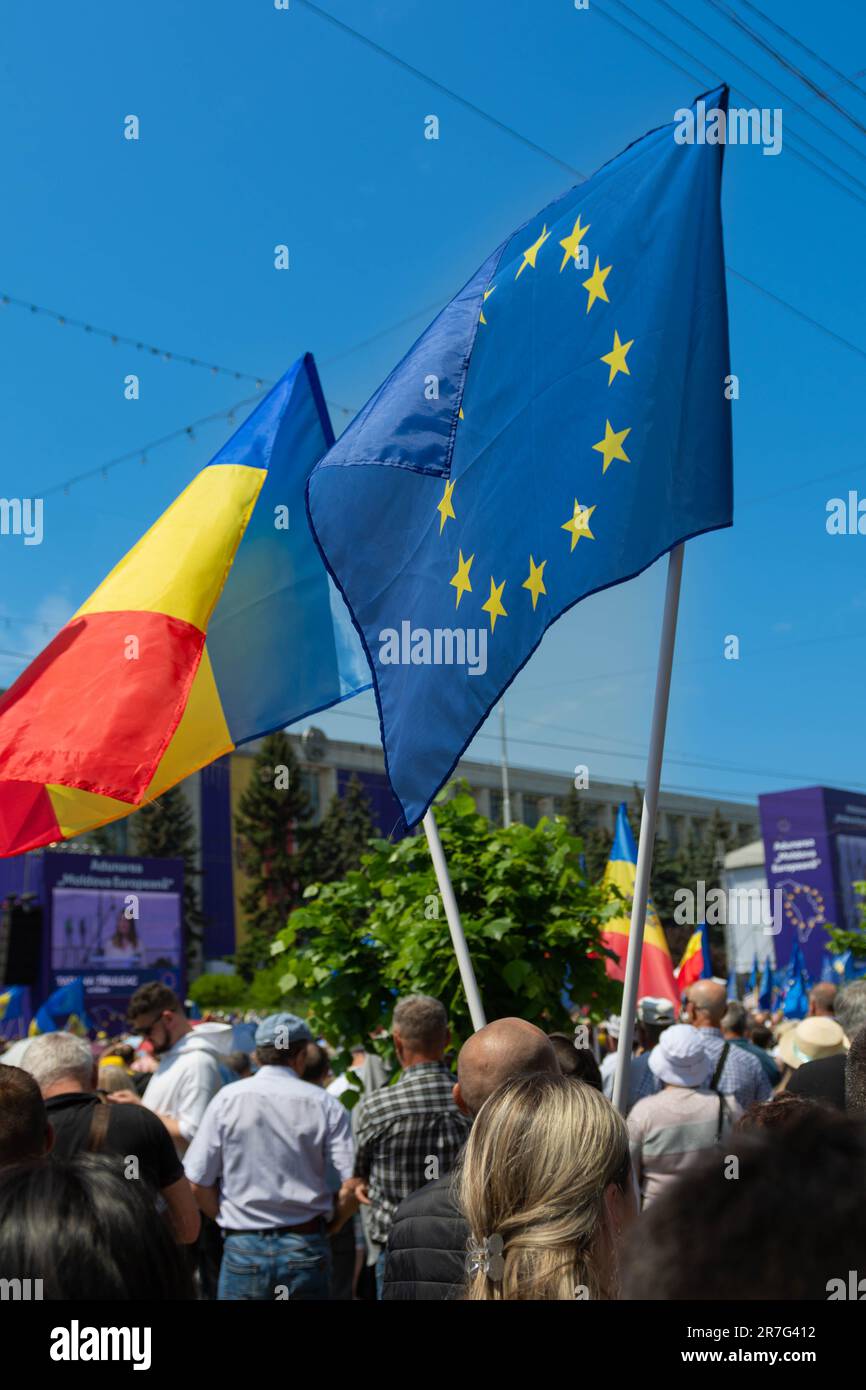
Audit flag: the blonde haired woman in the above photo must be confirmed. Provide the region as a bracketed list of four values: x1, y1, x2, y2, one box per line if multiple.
[458, 1072, 636, 1300]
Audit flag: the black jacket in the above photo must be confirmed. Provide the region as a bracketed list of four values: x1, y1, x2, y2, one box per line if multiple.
[382, 1174, 468, 1301]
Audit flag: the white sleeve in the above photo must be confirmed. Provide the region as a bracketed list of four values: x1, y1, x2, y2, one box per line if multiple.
[175, 1055, 223, 1143]
[183, 1092, 223, 1186]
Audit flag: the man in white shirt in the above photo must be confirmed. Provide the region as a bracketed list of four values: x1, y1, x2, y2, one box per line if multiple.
[184, 1012, 357, 1300]
[118, 983, 224, 1155]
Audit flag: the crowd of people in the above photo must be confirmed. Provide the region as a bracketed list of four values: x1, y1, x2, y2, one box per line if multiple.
[1, 975, 865, 1301]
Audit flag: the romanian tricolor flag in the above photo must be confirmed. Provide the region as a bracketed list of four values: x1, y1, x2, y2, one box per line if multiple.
[600, 802, 678, 1008]
[0, 355, 370, 857]
[674, 922, 713, 997]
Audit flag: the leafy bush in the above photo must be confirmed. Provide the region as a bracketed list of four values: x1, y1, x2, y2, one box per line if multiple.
[271, 785, 621, 1063]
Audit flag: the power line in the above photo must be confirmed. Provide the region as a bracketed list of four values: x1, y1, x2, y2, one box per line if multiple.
[703, 0, 866, 137]
[725, 267, 866, 364]
[299, 1, 866, 364]
[294, 0, 590, 181]
[316, 704, 846, 801]
[732, 0, 866, 112]
[649, 0, 866, 172]
[595, 0, 866, 208]
[0, 292, 268, 387]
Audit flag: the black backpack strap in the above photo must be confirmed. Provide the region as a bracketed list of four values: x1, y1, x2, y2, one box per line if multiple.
[710, 1042, 731, 1143]
[710, 1041, 731, 1093]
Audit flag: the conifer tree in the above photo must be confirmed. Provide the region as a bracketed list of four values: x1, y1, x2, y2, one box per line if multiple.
[305, 774, 375, 885]
[234, 731, 313, 978]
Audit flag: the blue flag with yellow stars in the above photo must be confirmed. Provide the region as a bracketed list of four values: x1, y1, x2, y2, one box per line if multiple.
[308, 86, 733, 833]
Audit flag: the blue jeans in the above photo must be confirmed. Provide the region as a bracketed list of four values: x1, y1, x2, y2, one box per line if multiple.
[375, 1249, 387, 1300]
[218, 1230, 331, 1301]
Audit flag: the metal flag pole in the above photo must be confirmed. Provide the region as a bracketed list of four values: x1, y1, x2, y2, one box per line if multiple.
[423, 807, 488, 1032]
[612, 544, 685, 1115]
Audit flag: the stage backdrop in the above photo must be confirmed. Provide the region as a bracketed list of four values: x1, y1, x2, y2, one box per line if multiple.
[759, 787, 866, 980]
[44, 853, 184, 1034]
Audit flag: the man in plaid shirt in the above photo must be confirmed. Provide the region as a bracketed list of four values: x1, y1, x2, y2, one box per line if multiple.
[349, 995, 470, 1296]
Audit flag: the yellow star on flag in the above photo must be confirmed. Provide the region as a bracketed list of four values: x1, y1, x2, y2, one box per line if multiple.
[482, 576, 508, 631]
[437, 479, 456, 533]
[479, 286, 495, 324]
[583, 256, 611, 313]
[515, 224, 550, 279]
[522, 556, 547, 610]
[600, 330, 633, 386]
[450, 550, 474, 608]
[458, 407, 464, 420]
[561, 501, 597, 552]
[592, 420, 631, 473]
[559, 214, 591, 271]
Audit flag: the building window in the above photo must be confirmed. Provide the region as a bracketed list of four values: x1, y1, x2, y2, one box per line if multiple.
[522, 794, 542, 828]
[299, 771, 321, 823]
[489, 790, 504, 826]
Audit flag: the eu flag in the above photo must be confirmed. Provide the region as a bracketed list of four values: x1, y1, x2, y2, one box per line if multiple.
[308, 87, 733, 831]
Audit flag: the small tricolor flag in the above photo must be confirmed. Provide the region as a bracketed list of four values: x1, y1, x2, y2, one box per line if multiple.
[600, 803, 678, 1008]
[0, 355, 370, 857]
[674, 922, 713, 996]
[29, 977, 91, 1036]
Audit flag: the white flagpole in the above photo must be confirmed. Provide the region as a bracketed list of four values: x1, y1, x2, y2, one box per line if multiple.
[423, 808, 487, 1032]
[612, 544, 684, 1115]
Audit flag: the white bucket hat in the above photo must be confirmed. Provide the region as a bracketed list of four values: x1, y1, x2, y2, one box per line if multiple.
[648, 1024, 712, 1088]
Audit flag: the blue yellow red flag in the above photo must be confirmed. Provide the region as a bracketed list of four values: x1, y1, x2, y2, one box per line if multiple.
[601, 803, 679, 1008]
[308, 87, 733, 831]
[0, 355, 370, 856]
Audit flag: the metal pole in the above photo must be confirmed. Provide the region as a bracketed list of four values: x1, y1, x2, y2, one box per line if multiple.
[423, 807, 487, 1032]
[499, 700, 512, 829]
[612, 544, 684, 1115]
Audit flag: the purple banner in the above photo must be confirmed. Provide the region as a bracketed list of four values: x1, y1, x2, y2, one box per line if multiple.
[759, 787, 866, 980]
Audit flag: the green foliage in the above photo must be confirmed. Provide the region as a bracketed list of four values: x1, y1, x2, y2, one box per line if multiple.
[271, 784, 621, 1059]
[303, 774, 376, 885]
[187, 964, 294, 1015]
[561, 785, 614, 883]
[827, 880, 866, 962]
[234, 732, 314, 979]
[127, 784, 205, 974]
[188, 973, 247, 1011]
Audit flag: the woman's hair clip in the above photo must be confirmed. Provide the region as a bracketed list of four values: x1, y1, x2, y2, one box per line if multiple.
[465, 1233, 505, 1281]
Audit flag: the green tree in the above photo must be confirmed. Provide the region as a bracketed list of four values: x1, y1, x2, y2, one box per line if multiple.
[129, 784, 205, 974]
[271, 785, 621, 1067]
[827, 880, 866, 966]
[561, 786, 612, 882]
[234, 731, 313, 979]
[304, 775, 375, 885]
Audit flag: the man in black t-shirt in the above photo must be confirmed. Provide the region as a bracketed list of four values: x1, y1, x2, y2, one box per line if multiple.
[22, 1031, 199, 1244]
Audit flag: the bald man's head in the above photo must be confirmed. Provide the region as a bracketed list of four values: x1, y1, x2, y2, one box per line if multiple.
[687, 979, 727, 1026]
[455, 1017, 559, 1117]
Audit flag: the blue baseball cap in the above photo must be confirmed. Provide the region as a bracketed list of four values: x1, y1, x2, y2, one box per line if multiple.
[254, 1012, 313, 1050]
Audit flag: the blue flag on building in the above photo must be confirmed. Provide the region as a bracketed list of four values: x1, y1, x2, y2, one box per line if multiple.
[758, 955, 774, 1011]
[308, 87, 733, 831]
[782, 940, 810, 1020]
[30, 977, 92, 1036]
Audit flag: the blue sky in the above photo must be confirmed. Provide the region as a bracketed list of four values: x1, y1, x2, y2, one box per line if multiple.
[2, 0, 865, 809]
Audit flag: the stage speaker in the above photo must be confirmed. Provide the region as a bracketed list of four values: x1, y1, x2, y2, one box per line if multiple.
[0, 904, 43, 989]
